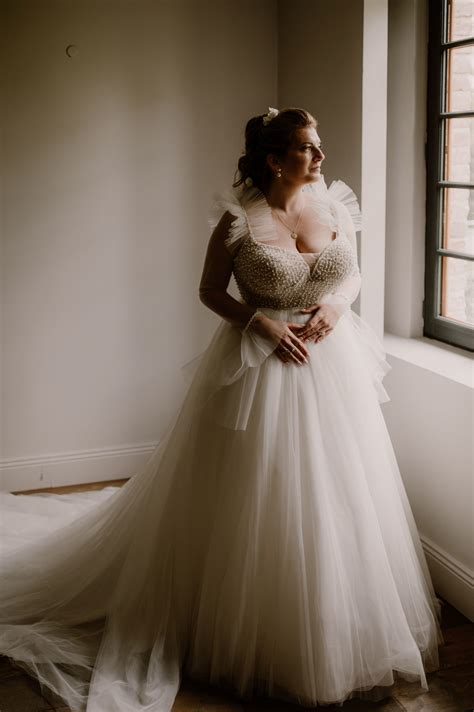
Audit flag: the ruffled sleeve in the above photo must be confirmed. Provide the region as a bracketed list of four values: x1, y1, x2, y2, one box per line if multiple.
[207, 188, 250, 256]
[316, 179, 362, 318]
[327, 179, 362, 233]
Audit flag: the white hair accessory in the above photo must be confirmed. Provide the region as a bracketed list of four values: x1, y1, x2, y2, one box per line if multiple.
[262, 107, 279, 126]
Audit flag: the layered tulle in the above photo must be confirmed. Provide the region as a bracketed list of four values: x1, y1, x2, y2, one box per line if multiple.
[0, 307, 443, 711]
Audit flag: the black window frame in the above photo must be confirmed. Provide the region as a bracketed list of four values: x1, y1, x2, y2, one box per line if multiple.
[425, 0, 474, 352]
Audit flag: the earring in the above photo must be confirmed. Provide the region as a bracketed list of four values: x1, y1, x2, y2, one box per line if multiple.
[276, 168, 282, 178]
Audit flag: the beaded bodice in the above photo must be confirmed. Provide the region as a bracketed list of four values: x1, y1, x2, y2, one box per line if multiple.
[232, 226, 358, 309]
[208, 177, 362, 311]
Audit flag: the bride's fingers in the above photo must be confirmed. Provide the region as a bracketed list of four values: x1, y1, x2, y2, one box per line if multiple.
[285, 336, 309, 364]
[276, 337, 311, 364]
[275, 347, 291, 364]
[280, 344, 301, 364]
[299, 322, 332, 343]
[277, 338, 305, 365]
[299, 317, 324, 340]
[286, 315, 333, 348]
[314, 327, 332, 342]
[297, 304, 320, 314]
[290, 331, 310, 357]
[287, 322, 308, 338]
[288, 321, 326, 345]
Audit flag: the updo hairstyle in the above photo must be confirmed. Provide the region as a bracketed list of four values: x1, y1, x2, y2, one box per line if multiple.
[233, 107, 317, 193]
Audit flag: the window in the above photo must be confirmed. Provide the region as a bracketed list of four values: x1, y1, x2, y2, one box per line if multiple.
[425, 0, 474, 351]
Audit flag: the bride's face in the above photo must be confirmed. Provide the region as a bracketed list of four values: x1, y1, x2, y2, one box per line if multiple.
[274, 126, 325, 186]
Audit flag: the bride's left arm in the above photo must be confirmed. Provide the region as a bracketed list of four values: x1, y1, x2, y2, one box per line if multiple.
[319, 202, 361, 317]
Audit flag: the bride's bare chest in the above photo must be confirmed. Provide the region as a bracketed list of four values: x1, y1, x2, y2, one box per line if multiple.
[269, 210, 336, 255]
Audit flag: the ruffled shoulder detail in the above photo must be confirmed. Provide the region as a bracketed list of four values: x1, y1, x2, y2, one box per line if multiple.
[302, 176, 336, 230]
[208, 186, 276, 255]
[208, 177, 362, 255]
[208, 187, 249, 255]
[241, 187, 276, 245]
[327, 179, 362, 233]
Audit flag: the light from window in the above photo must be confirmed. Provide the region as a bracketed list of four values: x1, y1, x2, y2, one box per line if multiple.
[441, 1, 473, 327]
[447, 0, 474, 42]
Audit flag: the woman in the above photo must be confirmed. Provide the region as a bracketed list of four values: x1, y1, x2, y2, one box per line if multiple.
[0, 107, 443, 711]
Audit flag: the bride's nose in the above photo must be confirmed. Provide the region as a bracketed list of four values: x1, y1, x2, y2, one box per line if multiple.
[309, 146, 324, 162]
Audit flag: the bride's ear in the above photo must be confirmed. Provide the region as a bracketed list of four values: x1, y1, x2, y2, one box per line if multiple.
[266, 153, 280, 173]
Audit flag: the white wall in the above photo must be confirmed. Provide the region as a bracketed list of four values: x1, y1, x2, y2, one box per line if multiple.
[0, 0, 277, 489]
[278, 0, 363, 201]
[382, 346, 473, 619]
[360, 0, 388, 338]
[386, 0, 428, 338]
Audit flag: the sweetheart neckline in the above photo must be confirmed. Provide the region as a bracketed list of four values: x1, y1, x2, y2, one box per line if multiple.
[252, 234, 337, 257]
[248, 225, 341, 276]
[238, 186, 346, 276]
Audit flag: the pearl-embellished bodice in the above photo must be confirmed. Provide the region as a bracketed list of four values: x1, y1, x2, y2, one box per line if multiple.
[208, 177, 362, 311]
[232, 228, 358, 310]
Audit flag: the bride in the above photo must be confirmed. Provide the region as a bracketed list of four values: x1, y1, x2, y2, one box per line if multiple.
[0, 107, 443, 711]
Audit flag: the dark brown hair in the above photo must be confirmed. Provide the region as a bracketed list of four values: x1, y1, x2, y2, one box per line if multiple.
[233, 107, 317, 193]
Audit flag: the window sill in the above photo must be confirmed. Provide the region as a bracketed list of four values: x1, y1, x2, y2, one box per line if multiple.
[383, 332, 473, 388]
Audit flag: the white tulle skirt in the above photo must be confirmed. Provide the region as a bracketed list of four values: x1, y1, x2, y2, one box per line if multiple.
[0, 307, 444, 711]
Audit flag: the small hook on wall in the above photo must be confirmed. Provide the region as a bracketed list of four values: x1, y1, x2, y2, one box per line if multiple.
[66, 45, 79, 58]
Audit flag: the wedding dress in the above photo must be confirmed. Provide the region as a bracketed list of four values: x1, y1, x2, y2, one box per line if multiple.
[0, 177, 444, 711]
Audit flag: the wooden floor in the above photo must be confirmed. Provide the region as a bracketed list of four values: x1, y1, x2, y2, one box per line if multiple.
[1, 481, 473, 711]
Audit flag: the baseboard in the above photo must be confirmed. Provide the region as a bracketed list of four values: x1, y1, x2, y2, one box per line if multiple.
[421, 533, 474, 622]
[0, 442, 157, 492]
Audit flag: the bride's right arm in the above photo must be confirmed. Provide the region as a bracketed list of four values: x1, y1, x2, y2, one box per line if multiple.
[199, 211, 262, 331]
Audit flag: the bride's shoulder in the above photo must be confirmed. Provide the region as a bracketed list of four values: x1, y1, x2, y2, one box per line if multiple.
[208, 186, 250, 255]
[208, 185, 274, 256]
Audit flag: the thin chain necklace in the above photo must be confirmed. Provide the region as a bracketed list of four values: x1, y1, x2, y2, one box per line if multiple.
[272, 198, 307, 240]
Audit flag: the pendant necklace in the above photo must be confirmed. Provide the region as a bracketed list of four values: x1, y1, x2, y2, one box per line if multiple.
[272, 198, 306, 240]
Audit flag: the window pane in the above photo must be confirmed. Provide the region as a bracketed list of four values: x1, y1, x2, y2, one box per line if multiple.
[443, 116, 474, 182]
[446, 45, 474, 112]
[441, 187, 474, 255]
[447, 0, 474, 42]
[440, 255, 474, 326]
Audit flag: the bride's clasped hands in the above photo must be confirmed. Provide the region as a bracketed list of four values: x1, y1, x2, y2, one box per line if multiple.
[250, 302, 341, 365]
[296, 302, 341, 342]
[250, 314, 309, 364]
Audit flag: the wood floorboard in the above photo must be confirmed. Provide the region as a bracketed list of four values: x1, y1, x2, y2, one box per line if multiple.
[1, 481, 473, 712]
[2, 602, 472, 712]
